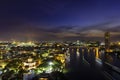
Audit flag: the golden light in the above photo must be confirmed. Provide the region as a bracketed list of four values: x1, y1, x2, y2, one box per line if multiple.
[39, 78, 48, 80]
[28, 58, 33, 62]
[95, 48, 99, 59]
[118, 42, 120, 45]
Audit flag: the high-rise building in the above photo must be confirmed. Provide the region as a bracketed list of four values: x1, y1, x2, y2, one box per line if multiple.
[104, 32, 110, 49]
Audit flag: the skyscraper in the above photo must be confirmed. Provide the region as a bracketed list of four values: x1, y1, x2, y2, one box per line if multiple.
[104, 32, 110, 49]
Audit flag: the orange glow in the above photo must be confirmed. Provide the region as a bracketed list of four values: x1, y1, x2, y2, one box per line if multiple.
[95, 48, 99, 59]
[39, 78, 48, 80]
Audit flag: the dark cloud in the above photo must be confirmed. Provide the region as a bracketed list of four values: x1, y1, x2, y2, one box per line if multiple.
[0, 22, 120, 41]
[77, 21, 120, 41]
[47, 21, 120, 41]
[0, 22, 74, 41]
[107, 26, 120, 32]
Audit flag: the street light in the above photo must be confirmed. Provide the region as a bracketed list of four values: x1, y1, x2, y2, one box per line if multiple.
[47, 62, 54, 73]
[49, 62, 53, 66]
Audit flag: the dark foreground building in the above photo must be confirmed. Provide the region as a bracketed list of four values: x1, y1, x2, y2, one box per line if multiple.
[32, 71, 68, 80]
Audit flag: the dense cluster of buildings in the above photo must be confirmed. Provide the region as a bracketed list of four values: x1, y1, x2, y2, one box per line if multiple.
[0, 41, 68, 80]
[0, 32, 120, 80]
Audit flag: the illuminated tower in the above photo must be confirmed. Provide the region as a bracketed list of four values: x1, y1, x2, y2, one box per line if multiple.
[104, 32, 110, 49]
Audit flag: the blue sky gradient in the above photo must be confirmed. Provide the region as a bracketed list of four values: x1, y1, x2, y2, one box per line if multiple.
[0, 0, 120, 41]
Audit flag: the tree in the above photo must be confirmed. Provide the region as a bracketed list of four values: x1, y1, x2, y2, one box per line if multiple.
[5, 59, 22, 73]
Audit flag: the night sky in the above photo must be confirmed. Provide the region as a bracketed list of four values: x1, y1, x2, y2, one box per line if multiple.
[0, 0, 120, 41]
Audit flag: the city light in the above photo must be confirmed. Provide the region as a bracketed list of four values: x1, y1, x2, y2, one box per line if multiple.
[48, 62, 53, 66]
[1, 0, 120, 80]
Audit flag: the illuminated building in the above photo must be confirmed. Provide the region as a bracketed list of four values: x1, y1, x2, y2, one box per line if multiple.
[105, 32, 110, 49]
[0, 60, 7, 69]
[55, 54, 65, 63]
[23, 58, 36, 70]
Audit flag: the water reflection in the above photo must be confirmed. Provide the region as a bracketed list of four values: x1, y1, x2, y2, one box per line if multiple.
[68, 47, 120, 80]
[98, 51, 120, 68]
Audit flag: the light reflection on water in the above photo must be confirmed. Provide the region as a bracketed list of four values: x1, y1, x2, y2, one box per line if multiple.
[68, 47, 120, 80]
[69, 47, 120, 68]
[97, 51, 120, 68]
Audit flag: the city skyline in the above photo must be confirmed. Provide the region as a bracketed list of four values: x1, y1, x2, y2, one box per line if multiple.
[0, 0, 120, 41]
